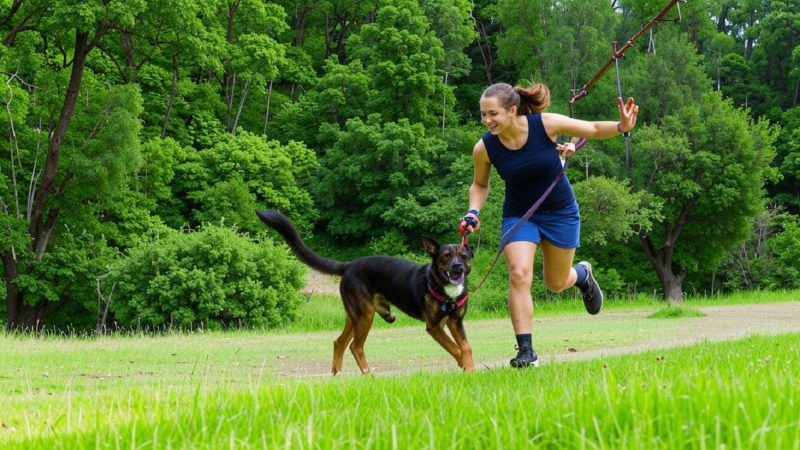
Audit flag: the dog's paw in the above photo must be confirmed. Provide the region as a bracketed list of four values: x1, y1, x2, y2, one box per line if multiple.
[381, 314, 396, 324]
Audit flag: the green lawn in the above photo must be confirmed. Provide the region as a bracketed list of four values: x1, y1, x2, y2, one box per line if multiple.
[1, 294, 799, 448]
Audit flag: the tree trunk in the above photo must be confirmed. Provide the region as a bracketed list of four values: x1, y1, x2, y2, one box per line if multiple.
[162, 54, 179, 139]
[776, 55, 784, 106]
[225, 71, 236, 132]
[441, 70, 448, 134]
[120, 32, 136, 83]
[639, 231, 687, 302]
[662, 277, 684, 302]
[470, 11, 494, 85]
[7, 28, 103, 329]
[2, 251, 22, 330]
[263, 79, 273, 135]
[324, 12, 349, 61]
[294, 3, 315, 47]
[232, 78, 249, 135]
[745, 11, 754, 61]
[717, 6, 728, 31]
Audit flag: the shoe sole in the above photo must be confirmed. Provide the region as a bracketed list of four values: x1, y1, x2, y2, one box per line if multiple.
[510, 359, 539, 368]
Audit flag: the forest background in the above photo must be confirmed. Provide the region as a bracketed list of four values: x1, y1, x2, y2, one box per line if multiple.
[1, 0, 798, 332]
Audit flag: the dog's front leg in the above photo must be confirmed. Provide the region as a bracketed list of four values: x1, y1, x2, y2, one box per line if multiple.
[426, 323, 462, 363]
[446, 320, 475, 372]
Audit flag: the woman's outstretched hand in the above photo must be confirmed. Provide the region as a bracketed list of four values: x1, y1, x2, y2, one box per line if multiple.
[618, 97, 639, 133]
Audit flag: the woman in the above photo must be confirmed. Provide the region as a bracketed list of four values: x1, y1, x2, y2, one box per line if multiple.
[460, 82, 639, 368]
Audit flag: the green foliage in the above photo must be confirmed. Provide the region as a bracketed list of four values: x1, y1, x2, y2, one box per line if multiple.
[573, 176, 662, 246]
[422, 0, 476, 81]
[625, 27, 711, 127]
[110, 224, 305, 329]
[630, 90, 779, 296]
[12, 227, 118, 330]
[315, 114, 446, 239]
[273, 58, 372, 145]
[764, 216, 800, 290]
[167, 131, 319, 234]
[346, 0, 447, 127]
[64, 83, 145, 195]
[2, 0, 800, 330]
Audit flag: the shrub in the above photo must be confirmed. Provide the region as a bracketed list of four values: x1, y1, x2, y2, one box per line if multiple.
[110, 224, 305, 330]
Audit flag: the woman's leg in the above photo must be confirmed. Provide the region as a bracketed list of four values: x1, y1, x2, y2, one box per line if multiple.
[503, 241, 537, 335]
[540, 239, 603, 314]
[539, 239, 577, 293]
[503, 241, 540, 367]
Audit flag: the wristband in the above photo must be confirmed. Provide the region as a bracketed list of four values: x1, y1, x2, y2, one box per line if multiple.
[468, 209, 479, 217]
[617, 122, 630, 138]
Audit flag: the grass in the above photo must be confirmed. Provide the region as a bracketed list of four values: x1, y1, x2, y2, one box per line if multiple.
[288, 288, 799, 332]
[1, 294, 799, 448]
[2, 333, 798, 448]
[648, 303, 706, 319]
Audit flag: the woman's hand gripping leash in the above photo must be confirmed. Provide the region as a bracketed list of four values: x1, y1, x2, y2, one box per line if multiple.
[459, 211, 479, 247]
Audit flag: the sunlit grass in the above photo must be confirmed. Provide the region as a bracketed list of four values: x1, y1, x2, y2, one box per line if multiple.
[2, 293, 798, 448]
[3, 333, 798, 449]
[648, 303, 706, 318]
[287, 289, 800, 332]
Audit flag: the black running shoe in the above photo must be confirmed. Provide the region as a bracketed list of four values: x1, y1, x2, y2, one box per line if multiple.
[577, 261, 603, 315]
[510, 345, 539, 368]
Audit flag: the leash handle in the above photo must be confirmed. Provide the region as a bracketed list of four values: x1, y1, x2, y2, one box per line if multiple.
[459, 216, 477, 246]
[459, 223, 468, 246]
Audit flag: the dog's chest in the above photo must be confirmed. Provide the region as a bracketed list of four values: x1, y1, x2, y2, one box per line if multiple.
[444, 283, 464, 299]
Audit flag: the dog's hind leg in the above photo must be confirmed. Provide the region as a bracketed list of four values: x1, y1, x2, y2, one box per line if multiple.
[332, 316, 354, 375]
[348, 307, 376, 375]
[446, 320, 475, 372]
[373, 295, 396, 323]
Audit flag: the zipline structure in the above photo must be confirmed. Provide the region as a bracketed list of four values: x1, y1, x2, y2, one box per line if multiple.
[470, 0, 686, 293]
[570, 0, 685, 163]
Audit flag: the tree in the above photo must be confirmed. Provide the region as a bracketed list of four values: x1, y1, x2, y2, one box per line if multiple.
[1, 0, 148, 329]
[163, 131, 319, 235]
[314, 114, 447, 239]
[747, 0, 800, 109]
[631, 92, 779, 301]
[346, 0, 448, 127]
[422, 0, 476, 82]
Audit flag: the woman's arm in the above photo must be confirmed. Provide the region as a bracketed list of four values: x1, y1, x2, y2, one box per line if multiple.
[542, 97, 639, 140]
[464, 140, 492, 233]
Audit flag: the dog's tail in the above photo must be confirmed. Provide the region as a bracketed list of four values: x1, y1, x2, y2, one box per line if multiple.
[255, 209, 347, 276]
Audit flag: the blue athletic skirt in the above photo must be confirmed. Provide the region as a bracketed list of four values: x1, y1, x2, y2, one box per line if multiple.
[501, 201, 580, 249]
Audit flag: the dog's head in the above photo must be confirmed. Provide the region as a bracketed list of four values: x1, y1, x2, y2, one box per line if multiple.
[421, 236, 473, 286]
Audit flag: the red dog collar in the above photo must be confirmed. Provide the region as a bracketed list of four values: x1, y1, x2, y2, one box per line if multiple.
[427, 284, 468, 310]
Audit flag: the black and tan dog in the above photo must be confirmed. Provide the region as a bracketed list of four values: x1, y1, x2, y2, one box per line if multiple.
[256, 209, 475, 375]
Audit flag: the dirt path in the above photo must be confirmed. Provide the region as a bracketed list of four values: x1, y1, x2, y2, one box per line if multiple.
[291, 271, 800, 377]
[542, 302, 800, 362]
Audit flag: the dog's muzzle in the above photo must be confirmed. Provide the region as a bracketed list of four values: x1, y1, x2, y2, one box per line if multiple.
[444, 260, 467, 285]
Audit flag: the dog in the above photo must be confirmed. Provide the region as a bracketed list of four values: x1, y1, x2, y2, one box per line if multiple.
[255, 209, 475, 375]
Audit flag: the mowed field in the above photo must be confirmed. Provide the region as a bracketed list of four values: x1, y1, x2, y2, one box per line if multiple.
[1, 298, 799, 448]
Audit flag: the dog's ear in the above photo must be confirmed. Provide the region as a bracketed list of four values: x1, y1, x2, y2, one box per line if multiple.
[420, 236, 440, 256]
[464, 244, 474, 259]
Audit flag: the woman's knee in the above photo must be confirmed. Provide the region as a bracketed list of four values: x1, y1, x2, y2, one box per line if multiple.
[544, 275, 572, 293]
[508, 266, 533, 288]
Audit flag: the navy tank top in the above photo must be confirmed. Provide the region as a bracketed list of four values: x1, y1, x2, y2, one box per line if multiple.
[482, 113, 575, 217]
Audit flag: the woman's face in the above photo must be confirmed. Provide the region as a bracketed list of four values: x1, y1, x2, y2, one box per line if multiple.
[480, 96, 515, 135]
